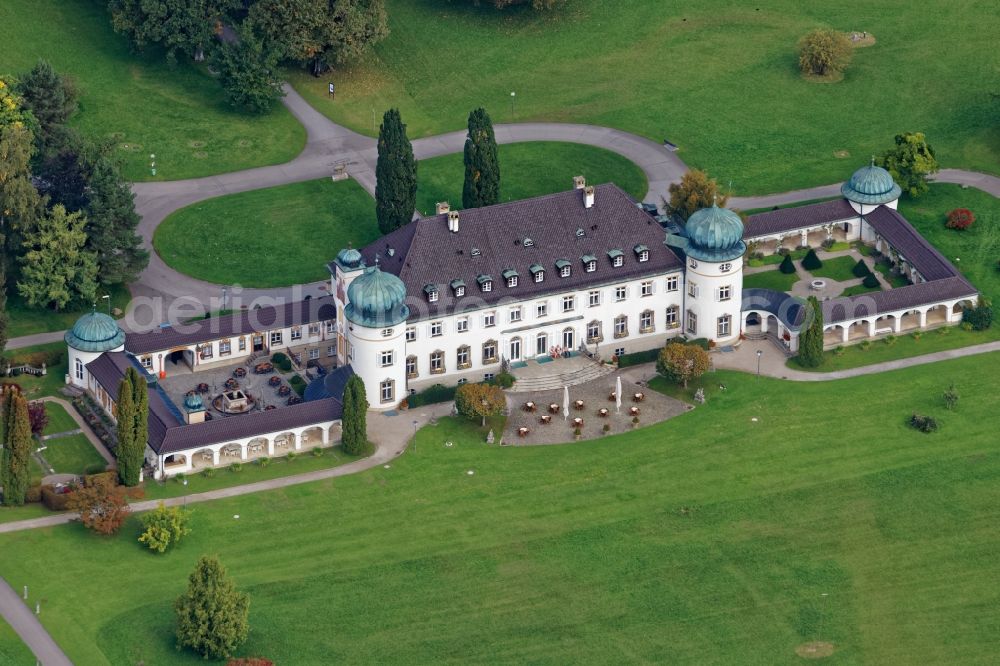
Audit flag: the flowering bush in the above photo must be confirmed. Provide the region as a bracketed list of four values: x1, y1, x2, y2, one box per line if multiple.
[945, 208, 974, 230]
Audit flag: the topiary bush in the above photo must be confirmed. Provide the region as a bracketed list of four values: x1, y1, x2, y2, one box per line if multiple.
[778, 254, 796, 274]
[801, 248, 822, 270]
[909, 413, 938, 433]
[271, 353, 293, 372]
[852, 259, 871, 278]
[945, 208, 974, 230]
[862, 273, 880, 288]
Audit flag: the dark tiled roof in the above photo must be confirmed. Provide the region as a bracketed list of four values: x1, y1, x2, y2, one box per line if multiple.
[355, 185, 683, 320]
[865, 206, 958, 281]
[743, 199, 857, 238]
[741, 289, 805, 329]
[821, 277, 977, 325]
[125, 297, 337, 355]
[155, 397, 343, 455]
[304, 364, 355, 402]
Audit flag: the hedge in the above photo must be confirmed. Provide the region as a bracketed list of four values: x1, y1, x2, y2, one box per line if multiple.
[41, 485, 75, 511]
[616, 348, 659, 367]
[289, 375, 307, 396]
[407, 383, 457, 407]
[271, 352, 293, 372]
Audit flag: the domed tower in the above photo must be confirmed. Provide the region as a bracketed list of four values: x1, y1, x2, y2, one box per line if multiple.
[682, 202, 747, 345]
[64, 309, 126, 388]
[841, 161, 902, 214]
[344, 264, 410, 409]
[331, 247, 366, 363]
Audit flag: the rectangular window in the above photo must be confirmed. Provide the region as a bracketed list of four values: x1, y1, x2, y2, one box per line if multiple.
[614, 347, 625, 358]
[585, 261, 596, 273]
[428, 290, 439, 303]
[482, 281, 493, 292]
[534, 271, 544, 283]
[430, 351, 444, 373]
[238, 337, 247, 352]
[687, 311, 698, 335]
[308, 348, 319, 360]
[406, 327, 416, 342]
[431, 322, 443, 337]
[380, 380, 394, 403]
[457, 317, 469, 333]
[325, 320, 336, 334]
[717, 315, 732, 337]
[665, 306, 679, 327]
[588, 290, 601, 307]
[308, 323, 320, 336]
[270, 331, 283, 345]
[638, 250, 649, 262]
[560, 265, 571, 278]
[406, 356, 417, 378]
[562, 296, 575, 313]
[509, 307, 522, 323]
[536, 302, 548, 318]
[483, 341, 498, 364]
[614, 316, 628, 338]
[381, 328, 394, 338]
[483, 312, 496, 328]
[457, 346, 470, 368]
[290, 326, 302, 341]
[200, 345, 213, 360]
[688, 282, 698, 298]
[507, 275, 518, 288]
[587, 321, 601, 342]
[666, 275, 679, 292]
[484, 372, 495, 382]
[219, 340, 231, 356]
[140, 355, 153, 368]
[640, 311, 653, 332]
[613, 255, 624, 267]
[641, 281, 653, 297]
[718, 285, 732, 301]
[327, 345, 336, 357]
[380, 350, 394, 367]
[615, 286, 627, 302]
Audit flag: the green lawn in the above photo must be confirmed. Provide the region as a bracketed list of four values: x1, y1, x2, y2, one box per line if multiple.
[42, 402, 78, 437]
[841, 282, 881, 297]
[809, 255, 859, 282]
[290, 0, 999, 195]
[0, 0, 304, 181]
[873, 260, 911, 288]
[153, 178, 380, 287]
[747, 247, 809, 267]
[6, 285, 130, 340]
[3, 343, 68, 400]
[742, 268, 798, 292]
[414, 141, 648, 215]
[39, 434, 107, 476]
[0, 613, 35, 665]
[3, 355, 1000, 663]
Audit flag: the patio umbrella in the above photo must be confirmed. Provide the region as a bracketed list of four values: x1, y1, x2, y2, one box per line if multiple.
[563, 385, 569, 421]
[616, 375, 622, 414]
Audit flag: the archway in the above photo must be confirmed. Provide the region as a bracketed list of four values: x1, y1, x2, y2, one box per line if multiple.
[301, 427, 325, 450]
[925, 304, 949, 326]
[191, 448, 216, 469]
[219, 443, 243, 463]
[274, 432, 296, 453]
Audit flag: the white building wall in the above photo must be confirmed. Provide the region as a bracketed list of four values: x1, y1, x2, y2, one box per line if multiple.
[67, 343, 125, 389]
[684, 256, 743, 344]
[346, 320, 408, 408]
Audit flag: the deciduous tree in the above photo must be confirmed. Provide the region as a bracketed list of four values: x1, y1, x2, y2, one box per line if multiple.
[798, 29, 853, 77]
[175, 556, 250, 660]
[27, 401, 48, 436]
[17, 204, 98, 310]
[797, 296, 825, 368]
[1, 387, 32, 506]
[656, 342, 710, 388]
[665, 169, 729, 222]
[139, 502, 192, 553]
[67, 473, 131, 534]
[0, 77, 43, 291]
[455, 382, 505, 426]
[463, 107, 500, 209]
[211, 25, 285, 114]
[877, 132, 939, 198]
[341, 374, 368, 455]
[374, 108, 417, 234]
[108, 0, 239, 63]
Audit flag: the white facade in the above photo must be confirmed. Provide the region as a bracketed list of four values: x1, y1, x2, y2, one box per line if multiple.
[680, 255, 743, 344]
[68, 344, 123, 389]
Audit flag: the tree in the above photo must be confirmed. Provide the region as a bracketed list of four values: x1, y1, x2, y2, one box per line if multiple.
[67, 473, 131, 534]
[797, 296, 825, 368]
[665, 169, 729, 222]
[852, 258, 871, 278]
[27, 401, 48, 436]
[247, 0, 388, 76]
[108, 0, 239, 63]
[341, 374, 368, 455]
[139, 502, 192, 553]
[16, 60, 77, 154]
[17, 204, 98, 310]
[175, 556, 250, 660]
[961, 296, 993, 331]
[82, 149, 149, 286]
[468, 0, 563, 8]
[374, 109, 417, 234]
[455, 383, 505, 426]
[876, 132, 939, 198]
[946, 208, 974, 230]
[211, 25, 285, 114]
[943, 383, 959, 411]
[798, 29, 852, 77]
[779, 254, 796, 274]
[463, 107, 500, 209]
[801, 248, 822, 270]
[1, 387, 32, 506]
[862, 273, 880, 288]
[116, 367, 148, 486]
[656, 342, 710, 388]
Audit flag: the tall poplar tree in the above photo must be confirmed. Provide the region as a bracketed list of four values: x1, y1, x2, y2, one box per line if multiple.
[462, 107, 500, 209]
[374, 108, 417, 234]
[115, 368, 147, 486]
[1, 387, 32, 506]
[341, 374, 368, 455]
[797, 296, 825, 368]
[130, 367, 149, 476]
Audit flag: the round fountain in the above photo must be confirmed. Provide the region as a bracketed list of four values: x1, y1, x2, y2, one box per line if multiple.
[810, 279, 827, 291]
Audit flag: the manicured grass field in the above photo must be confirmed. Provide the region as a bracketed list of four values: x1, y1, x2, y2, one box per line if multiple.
[42, 402, 78, 437]
[7, 285, 130, 340]
[414, 141, 647, 215]
[809, 255, 859, 282]
[742, 268, 799, 292]
[154, 179, 380, 287]
[841, 282, 881, 297]
[0, 0, 304, 181]
[3, 354, 1000, 663]
[291, 0, 999, 195]
[873, 260, 911, 288]
[40, 434, 107, 476]
[0, 613, 35, 665]
[4, 343, 68, 400]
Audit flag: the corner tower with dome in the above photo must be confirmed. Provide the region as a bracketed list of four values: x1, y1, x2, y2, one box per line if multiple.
[65, 309, 126, 388]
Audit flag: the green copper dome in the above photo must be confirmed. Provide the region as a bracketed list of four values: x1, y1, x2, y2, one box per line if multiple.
[841, 163, 901, 205]
[64, 310, 125, 353]
[345, 265, 410, 328]
[183, 391, 204, 411]
[335, 247, 364, 269]
[685, 203, 747, 262]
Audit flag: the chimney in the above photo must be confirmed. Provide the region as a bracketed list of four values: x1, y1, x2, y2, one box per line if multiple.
[573, 175, 586, 190]
[435, 201, 450, 215]
[447, 210, 460, 233]
[583, 185, 595, 209]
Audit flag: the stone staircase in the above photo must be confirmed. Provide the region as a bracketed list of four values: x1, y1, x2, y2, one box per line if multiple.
[509, 359, 616, 393]
[744, 332, 794, 357]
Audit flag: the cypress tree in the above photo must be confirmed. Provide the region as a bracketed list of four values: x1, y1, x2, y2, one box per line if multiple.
[175, 556, 250, 660]
[374, 108, 417, 235]
[462, 107, 500, 209]
[129, 366, 149, 478]
[115, 371, 137, 485]
[797, 296, 825, 368]
[1, 388, 31, 506]
[778, 254, 796, 274]
[341, 374, 368, 455]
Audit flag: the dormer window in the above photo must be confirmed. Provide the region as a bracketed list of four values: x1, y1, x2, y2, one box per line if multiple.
[523, 237, 534, 248]
[471, 248, 482, 257]
[450, 278, 466, 297]
[502, 269, 519, 288]
[582, 254, 597, 273]
[424, 284, 439, 302]
[608, 249, 624, 267]
[530, 264, 544, 283]
[634, 244, 650, 262]
[556, 259, 571, 278]
[477, 274, 493, 292]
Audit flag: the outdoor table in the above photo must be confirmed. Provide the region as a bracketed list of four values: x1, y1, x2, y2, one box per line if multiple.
[572, 417, 584, 427]
[633, 392, 645, 402]
[629, 406, 640, 416]
[524, 401, 536, 412]
[598, 408, 609, 417]
[549, 403, 560, 414]
[608, 392, 616, 402]
[574, 400, 585, 410]
[518, 427, 530, 437]
[540, 414, 552, 424]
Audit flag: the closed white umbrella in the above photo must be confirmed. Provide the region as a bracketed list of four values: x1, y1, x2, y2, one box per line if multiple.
[563, 385, 569, 421]
[616, 375, 622, 414]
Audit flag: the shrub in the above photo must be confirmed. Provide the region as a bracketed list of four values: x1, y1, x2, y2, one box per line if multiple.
[779, 254, 796, 274]
[859, 340, 872, 351]
[257, 456, 270, 468]
[943, 383, 959, 410]
[602, 424, 611, 433]
[230, 462, 243, 473]
[202, 467, 216, 478]
[945, 208, 974, 230]
[777, 247, 791, 256]
[311, 447, 324, 457]
[616, 348, 659, 368]
[884, 335, 897, 346]
[455, 383, 506, 426]
[488, 371, 516, 389]
[657, 342, 710, 388]
[25, 485, 42, 503]
[139, 502, 192, 553]
[228, 660, 274, 666]
[911, 332, 922, 342]
[41, 485, 74, 511]
[852, 259, 871, 278]
[407, 384, 458, 407]
[909, 413, 939, 433]
[285, 451, 298, 462]
[801, 248, 822, 270]
[270, 353, 292, 372]
[573, 426, 582, 438]
[833, 346, 845, 356]
[820, 238, 835, 250]
[289, 375, 307, 396]
[687, 338, 711, 351]
[961, 297, 993, 331]
[67, 475, 130, 535]
[862, 273, 880, 288]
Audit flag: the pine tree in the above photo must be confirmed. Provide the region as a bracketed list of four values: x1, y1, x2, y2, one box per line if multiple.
[341, 374, 368, 455]
[374, 108, 417, 234]
[175, 556, 250, 660]
[778, 254, 796, 274]
[797, 296, 825, 368]
[17, 204, 98, 310]
[1, 387, 32, 506]
[16, 59, 77, 152]
[83, 151, 149, 286]
[463, 107, 500, 209]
